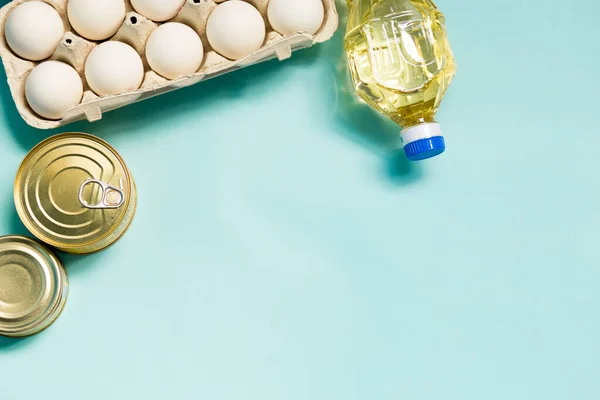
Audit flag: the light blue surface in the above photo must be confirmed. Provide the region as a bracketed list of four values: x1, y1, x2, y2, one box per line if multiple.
[1, 0, 599, 399]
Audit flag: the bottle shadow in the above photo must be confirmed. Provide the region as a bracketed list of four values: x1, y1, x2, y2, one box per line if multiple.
[319, 26, 423, 184]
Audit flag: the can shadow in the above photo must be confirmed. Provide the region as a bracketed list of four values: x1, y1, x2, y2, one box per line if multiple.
[8, 206, 29, 236]
[0, 335, 35, 350]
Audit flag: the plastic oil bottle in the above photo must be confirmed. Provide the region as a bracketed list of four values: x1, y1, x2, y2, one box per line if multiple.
[344, 0, 456, 161]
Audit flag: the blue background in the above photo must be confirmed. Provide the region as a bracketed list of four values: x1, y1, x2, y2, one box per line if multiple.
[1, 0, 599, 399]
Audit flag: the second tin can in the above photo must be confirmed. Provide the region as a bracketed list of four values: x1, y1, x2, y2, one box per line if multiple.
[14, 133, 137, 254]
[0, 236, 68, 337]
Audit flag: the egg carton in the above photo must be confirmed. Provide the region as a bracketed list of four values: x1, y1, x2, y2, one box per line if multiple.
[0, 0, 338, 129]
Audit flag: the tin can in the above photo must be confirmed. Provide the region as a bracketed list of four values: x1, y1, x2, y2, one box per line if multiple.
[0, 236, 68, 338]
[14, 133, 137, 254]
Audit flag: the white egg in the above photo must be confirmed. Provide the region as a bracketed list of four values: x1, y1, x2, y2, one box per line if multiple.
[146, 23, 204, 80]
[85, 41, 144, 96]
[131, 0, 186, 22]
[5, 1, 64, 61]
[206, 1, 266, 60]
[268, 0, 325, 36]
[26, 61, 83, 120]
[67, 0, 126, 41]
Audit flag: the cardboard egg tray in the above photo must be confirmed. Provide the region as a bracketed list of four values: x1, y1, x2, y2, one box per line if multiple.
[0, 0, 339, 129]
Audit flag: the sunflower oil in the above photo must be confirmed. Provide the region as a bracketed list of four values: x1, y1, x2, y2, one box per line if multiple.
[344, 0, 456, 160]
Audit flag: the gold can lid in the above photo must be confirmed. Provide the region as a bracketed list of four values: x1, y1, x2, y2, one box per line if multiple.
[14, 133, 134, 251]
[0, 236, 68, 337]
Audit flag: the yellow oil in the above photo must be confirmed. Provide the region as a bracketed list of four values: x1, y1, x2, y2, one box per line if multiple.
[344, 0, 456, 133]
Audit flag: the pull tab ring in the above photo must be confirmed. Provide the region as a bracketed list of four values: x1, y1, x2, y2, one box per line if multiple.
[79, 179, 126, 210]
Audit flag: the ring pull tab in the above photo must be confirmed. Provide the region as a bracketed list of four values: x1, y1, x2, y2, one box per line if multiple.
[79, 179, 126, 210]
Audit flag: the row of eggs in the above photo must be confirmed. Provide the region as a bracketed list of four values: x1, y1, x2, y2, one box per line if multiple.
[6, 0, 326, 119]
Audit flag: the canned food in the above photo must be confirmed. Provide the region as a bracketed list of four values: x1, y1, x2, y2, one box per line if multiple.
[0, 236, 68, 338]
[14, 133, 137, 254]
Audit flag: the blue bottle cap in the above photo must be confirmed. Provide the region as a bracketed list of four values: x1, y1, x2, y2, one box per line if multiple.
[400, 123, 446, 161]
[404, 136, 446, 161]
